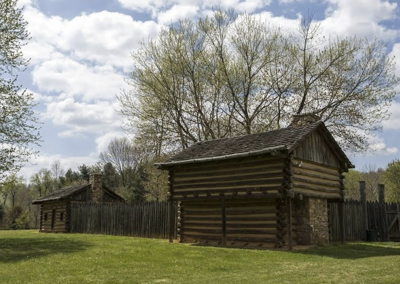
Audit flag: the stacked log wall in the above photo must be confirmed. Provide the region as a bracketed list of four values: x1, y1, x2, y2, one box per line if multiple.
[172, 156, 285, 200]
[41, 201, 67, 233]
[179, 198, 278, 247]
[292, 159, 341, 199]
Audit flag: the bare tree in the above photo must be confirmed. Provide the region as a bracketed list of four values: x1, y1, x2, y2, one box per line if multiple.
[361, 164, 384, 201]
[51, 160, 64, 181]
[99, 137, 144, 188]
[383, 159, 400, 202]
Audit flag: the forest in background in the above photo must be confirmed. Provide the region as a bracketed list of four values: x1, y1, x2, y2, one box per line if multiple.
[1, 138, 399, 230]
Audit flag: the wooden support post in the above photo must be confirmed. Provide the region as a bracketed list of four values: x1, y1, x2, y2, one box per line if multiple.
[168, 170, 174, 243]
[168, 200, 174, 243]
[397, 204, 400, 240]
[286, 198, 293, 250]
[221, 195, 226, 247]
[338, 201, 345, 244]
[378, 184, 385, 203]
[378, 184, 388, 241]
[66, 201, 71, 233]
[359, 181, 367, 241]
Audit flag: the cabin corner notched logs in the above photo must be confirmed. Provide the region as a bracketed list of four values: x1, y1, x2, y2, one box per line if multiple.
[157, 118, 354, 248]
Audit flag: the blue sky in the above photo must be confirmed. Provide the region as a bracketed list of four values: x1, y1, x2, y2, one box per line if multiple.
[16, 0, 400, 180]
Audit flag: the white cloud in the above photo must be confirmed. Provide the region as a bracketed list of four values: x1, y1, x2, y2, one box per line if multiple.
[382, 101, 400, 130]
[32, 57, 124, 102]
[43, 98, 122, 137]
[258, 11, 301, 30]
[23, 7, 161, 70]
[57, 11, 161, 69]
[17, 0, 33, 8]
[95, 132, 127, 154]
[29, 89, 54, 103]
[321, 0, 398, 40]
[390, 43, 400, 77]
[232, 0, 270, 13]
[364, 134, 399, 156]
[157, 5, 199, 25]
[118, 0, 271, 21]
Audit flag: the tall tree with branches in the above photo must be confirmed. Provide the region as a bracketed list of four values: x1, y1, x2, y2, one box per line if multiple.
[119, 9, 398, 155]
[0, 0, 41, 182]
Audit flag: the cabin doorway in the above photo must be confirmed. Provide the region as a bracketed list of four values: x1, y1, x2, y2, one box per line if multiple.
[51, 209, 56, 230]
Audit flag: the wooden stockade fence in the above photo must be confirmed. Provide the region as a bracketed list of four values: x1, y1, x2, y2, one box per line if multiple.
[70, 202, 178, 239]
[70, 190, 400, 244]
[329, 201, 400, 242]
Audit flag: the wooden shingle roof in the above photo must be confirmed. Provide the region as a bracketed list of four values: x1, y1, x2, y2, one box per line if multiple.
[156, 121, 354, 169]
[32, 184, 89, 204]
[32, 184, 124, 204]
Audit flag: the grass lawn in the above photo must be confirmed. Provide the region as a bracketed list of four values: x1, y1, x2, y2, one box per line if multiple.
[1, 231, 400, 284]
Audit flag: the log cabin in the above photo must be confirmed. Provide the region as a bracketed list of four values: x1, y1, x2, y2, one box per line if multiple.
[32, 173, 124, 233]
[157, 114, 354, 248]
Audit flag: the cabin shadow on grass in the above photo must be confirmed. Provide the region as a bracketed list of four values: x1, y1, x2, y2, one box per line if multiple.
[296, 243, 400, 260]
[0, 236, 90, 263]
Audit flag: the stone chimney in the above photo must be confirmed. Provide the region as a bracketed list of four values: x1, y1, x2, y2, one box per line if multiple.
[89, 173, 103, 203]
[289, 113, 320, 128]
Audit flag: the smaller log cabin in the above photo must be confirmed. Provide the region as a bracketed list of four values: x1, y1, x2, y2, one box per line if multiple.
[157, 114, 354, 248]
[32, 173, 124, 233]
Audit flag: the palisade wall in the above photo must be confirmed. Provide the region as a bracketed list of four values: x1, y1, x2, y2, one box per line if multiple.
[70, 202, 177, 239]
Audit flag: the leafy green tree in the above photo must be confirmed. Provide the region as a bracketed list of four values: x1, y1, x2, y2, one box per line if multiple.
[78, 164, 91, 182]
[102, 162, 120, 190]
[384, 159, 400, 202]
[29, 168, 53, 197]
[361, 165, 384, 201]
[119, 9, 398, 155]
[14, 208, 29, 229]
[0, 0, 41, 182]
[142, 157, 169, 201]
[344, 169, 362, 200]
[8, 205, 22, 229]
[127, 164, 148, 202]
[65, 168, 82, 185]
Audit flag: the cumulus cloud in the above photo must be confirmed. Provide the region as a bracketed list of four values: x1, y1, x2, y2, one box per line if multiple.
[23, 6, 161, 70]
[43, 98, 122, 137]
[364, 134, 399, 156]
[118, 0, 271, 21]
[157, 4, 199, 25]
[258, 10, 301, 30]
[32, 57, 124, 102]
[95, 132, 127, 154]
[382, 101, 400, 130]
[390, 43, 400, 77]
[321, 0, 398, 40]
[28, 89, 54, 103]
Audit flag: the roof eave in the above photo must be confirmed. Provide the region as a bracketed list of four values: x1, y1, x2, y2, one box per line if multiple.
[32, 197, 64, 204]
[155, 145, 288, 169]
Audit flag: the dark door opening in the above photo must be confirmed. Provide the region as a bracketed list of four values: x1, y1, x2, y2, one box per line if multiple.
[51, 209, 56, 230]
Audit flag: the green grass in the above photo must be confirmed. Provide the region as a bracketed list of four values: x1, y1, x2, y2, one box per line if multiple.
[1, 231, 400, 284]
